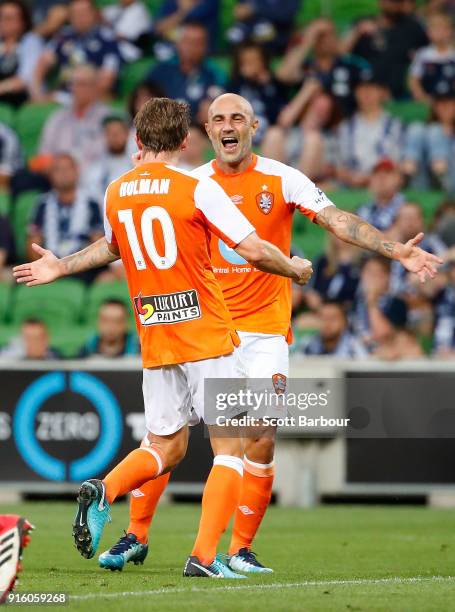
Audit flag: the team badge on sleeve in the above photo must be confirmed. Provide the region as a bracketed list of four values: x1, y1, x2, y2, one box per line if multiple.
[272, 373, 287, 395]
[256, 190, 274, 215]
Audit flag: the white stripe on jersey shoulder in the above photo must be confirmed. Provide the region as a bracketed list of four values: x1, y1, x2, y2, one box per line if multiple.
[164, 164, 198, 178]
[255, 155, 304, 179]
[192, 160, 216, 178]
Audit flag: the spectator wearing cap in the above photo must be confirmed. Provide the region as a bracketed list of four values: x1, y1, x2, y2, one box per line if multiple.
[146, 21, 224, 120]
[402, 93, 455, 192]
[409, 12, 455, 104]
[27, 154, 103, 277]
[369, 295, 423, 359]
[38, 64, 110, 176]
[83, 114, 132, 203]
[299, 300, 367, 358]
[341, 0, 428, 99]
[226, 0, 299, 53]
[336, 74, 404, 188]
[0, 0, 44, 106]
[356, 159, 405, 232]
[155, 0, 219, 54]
[31, 0, 121, 102]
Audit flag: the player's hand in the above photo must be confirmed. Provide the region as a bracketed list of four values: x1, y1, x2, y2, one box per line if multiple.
[396, 233, 444, 283]
[292, 256, 313, 285]
[12, 243, 64, 286]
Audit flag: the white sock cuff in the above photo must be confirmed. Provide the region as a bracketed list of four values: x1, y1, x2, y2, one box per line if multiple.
[140, 446, 163, 476]
[244, 456, 275, 470]
[213, 454, 244, 477]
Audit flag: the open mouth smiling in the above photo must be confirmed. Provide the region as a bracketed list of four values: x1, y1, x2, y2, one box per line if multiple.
[221, 136, 239, 152]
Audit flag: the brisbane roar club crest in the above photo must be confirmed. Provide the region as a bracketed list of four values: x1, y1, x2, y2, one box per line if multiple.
[256, 186, 274, 215]
[272, 373, 287, 395]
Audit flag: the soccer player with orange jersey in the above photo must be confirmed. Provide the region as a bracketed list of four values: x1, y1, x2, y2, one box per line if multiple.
[98, 93, 443, 575]
[12, 98, 314, 578]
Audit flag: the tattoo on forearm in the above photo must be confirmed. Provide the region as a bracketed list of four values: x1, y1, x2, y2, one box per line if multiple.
[316, 207, 398, 259]
[62, 239, 119, 275]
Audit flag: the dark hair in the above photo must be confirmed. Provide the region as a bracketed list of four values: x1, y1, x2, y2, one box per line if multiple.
[22, 318, 47, 328]
[361, 254, 391, 272]
[180, 19, 208, 34]
[231, 42, 271, 82]
[101, 299, 128, 311]
[0, 0, 32, 34]
[134, 97, 190, 154]
[320, 299, 347, 317]
[128, 81, 165, 119]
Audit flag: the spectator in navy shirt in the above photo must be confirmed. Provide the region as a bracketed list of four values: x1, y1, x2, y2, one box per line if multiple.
[155, 0, 219, 53]
[146, 21, 224, 120]
[32, 0, 121, 102]
[410, 12, 455, 103]
[299, 301, 367, 358]
[80, 300, 139, 359]
[227, 0, 299, 53]
[27, 153, 103, 272]
[357, 159, 405, 232]
[433, 253, 455, 355]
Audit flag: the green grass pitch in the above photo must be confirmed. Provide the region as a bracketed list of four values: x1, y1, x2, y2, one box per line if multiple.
[0, 501, 454, 611]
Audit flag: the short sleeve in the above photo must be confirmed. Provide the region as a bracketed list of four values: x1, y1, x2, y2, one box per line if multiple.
[410, 48, 425, 78]
[282, 166, 335, 222]
[194, 177, 255, 247]
[17, 33, 44, 85]
[103, 189, 117, 247]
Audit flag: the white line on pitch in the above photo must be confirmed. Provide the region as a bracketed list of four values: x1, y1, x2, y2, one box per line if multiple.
[70, 575, 455, 601]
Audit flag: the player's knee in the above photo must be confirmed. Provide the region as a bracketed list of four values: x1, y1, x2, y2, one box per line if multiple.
[245, 435, 275, 464]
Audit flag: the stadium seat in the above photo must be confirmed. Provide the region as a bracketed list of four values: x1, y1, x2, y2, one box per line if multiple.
[298, 0, 378, 27]
[0, 283, 12, 323]
[385, 100, 429, 124]
[50, 325, 92, 358]
[0, 324, 18, 348]
[404, 190, 444, 225]
[15, 103, 60, 159]
[0, 103, 15, 128]
[119, 59, 156, 98]
[12, 279, 86, 329]
[208, 57, 231, 82]
[85, 281, 134, 327]
[327, 189, 370, 212]
[12, 191, 39, 261]
[292, 226, 326, 260]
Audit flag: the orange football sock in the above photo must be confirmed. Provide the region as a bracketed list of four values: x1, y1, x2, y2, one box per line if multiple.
[191, 455, 243, 566]
[127, 473, 171, 544]
[103, 446, 165, 504]
[228, 457, 274, 555]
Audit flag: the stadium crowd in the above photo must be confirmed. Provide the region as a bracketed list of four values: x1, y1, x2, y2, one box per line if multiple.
[0, 0, 455, 360]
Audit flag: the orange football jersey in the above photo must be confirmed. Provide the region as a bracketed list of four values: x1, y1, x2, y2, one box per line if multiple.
[104, 163, 255, 368]
[194, 155, 334, 341]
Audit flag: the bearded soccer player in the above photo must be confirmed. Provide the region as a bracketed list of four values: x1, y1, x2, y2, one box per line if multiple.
[13, 98, 314, 579]
[98, 93, 443, 575]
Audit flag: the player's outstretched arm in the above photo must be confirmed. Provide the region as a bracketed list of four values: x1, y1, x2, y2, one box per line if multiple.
[316, 206, 444, 283]
[13, 239, 120, 287]
[235, 232, 313, 286]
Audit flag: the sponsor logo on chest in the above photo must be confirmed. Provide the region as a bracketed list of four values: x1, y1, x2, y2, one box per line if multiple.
[134, 289, 201, 326]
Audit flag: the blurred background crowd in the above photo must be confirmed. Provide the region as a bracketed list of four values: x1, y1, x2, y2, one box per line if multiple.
[0, 0, 455, 361]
